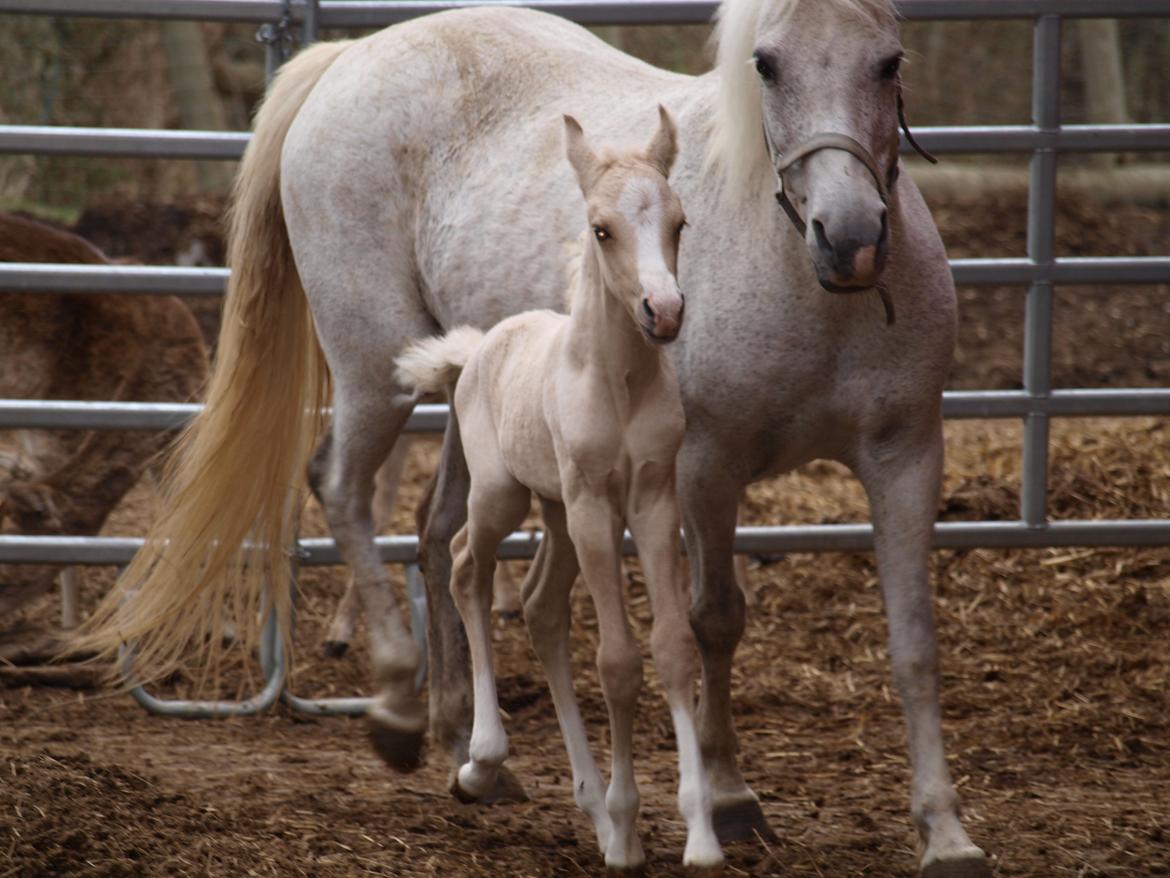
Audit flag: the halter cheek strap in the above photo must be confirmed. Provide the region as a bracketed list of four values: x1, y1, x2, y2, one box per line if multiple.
[761, 83, 937, 327]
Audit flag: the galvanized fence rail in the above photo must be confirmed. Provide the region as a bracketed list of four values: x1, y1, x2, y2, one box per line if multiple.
[1, 0, 1169, 713]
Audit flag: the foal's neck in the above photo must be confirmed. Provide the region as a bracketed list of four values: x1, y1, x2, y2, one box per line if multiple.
[566, 241, 661, 390]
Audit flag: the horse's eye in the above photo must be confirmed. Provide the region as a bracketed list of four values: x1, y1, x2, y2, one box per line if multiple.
[593, 226, 610, 242]
[880, 55, 902, 80]
[675, 220, 687, 238]
[753, 54, 775, 83]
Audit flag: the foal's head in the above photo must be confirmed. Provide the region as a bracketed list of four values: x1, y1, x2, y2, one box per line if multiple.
[564, 107, 687, 343]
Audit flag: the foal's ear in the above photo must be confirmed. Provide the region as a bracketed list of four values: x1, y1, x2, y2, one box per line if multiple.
[564, 114, 601, 195]
[644, 104, 679, 179]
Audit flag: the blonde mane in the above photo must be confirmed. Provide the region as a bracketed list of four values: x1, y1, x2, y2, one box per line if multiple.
[705, 0, 895, 200]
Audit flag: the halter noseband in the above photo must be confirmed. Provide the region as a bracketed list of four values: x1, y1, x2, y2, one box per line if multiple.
[762, 84, 937, 326]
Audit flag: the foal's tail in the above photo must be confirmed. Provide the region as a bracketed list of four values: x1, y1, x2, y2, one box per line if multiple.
[72, 39, 353, 685]
[395, 327, 486, 395]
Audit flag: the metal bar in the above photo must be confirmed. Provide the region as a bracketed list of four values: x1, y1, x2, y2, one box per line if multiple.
[1020, 13, 1061, 528]
[3, 255, 1167, 299]
[124, 609, 287, 717]
[0, 399, 449, 432]
[905, 124, 1170, 155]
[0, 264, 228, 296]
[5, 384, 1170, 434]
[4, 121, 1168, 162]
[6, 520, 1170, 569]
[0, 126, 248, 160]
[4, 0, 1166, 24]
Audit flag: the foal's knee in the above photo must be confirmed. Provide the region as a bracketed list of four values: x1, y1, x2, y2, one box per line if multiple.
[650, 622, 699, 695]
[597, 638, 643, 706]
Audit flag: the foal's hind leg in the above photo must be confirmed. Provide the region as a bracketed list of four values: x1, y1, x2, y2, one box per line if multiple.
[323, 437, 413, 658]
[448, 475, 530, 802]
[522, 499, 612, 854]
[676, 438, 774, 844]
[308, 389, 424, 771]
[854, 424, 989, 878]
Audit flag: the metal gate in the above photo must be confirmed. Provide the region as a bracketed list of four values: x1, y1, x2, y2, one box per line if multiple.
[1, 0, 1168, 712]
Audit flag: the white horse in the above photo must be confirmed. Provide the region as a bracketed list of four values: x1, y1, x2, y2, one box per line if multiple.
[78, 1, 988, 874]
[397, 109, 721, 870]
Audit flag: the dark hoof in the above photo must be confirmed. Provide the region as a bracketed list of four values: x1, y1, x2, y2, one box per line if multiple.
[921, 850, 992, 878]
[322, 639, 349, 659]
[480, 764, 529, 804]
[449, 774, 481, 804]
[494, 609, 522, 622]
[447, 763, 530, 805]
[713, 797, 777, 845]
[367, 720, 425, 773]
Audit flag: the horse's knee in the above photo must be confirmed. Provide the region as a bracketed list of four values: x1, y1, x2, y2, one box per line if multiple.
[689, 576, 746, 656]
[650, 622, 699, 693]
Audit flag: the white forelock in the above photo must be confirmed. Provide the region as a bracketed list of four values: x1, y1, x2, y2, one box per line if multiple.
[705, 0, 895, 200]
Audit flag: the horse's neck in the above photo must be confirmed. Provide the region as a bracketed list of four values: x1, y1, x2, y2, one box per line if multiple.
[565, 245, 659, 391]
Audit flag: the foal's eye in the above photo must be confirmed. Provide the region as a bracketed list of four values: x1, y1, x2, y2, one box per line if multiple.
[593, 226, 610, 242]
[753, 54, 775, 83]
[880, 54, 902, 80]
[674, 220, 687, 238]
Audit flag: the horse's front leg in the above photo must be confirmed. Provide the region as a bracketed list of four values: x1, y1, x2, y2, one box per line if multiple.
[564, 479, 645, 873]
[626, 465, 722, 869]
[854, 422, 990, 878]
[676, 439, 773, 843]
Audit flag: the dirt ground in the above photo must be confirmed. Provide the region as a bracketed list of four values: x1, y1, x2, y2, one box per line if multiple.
[1, 187, 1168, 877]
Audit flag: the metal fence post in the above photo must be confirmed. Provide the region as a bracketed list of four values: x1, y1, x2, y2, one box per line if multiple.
[1021, 13, 1062, 527]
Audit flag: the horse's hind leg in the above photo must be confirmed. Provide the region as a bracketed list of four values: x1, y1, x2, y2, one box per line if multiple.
[522, 499, 612, 854]
[308, 387, 424, 771]
[676, 438, 774, 844]
[854, 423, 989, 878]
[323, 436, 413, 658]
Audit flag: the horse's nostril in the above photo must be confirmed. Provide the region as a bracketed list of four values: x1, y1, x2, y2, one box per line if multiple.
[811, 219, 831, 254]
[642, 298, 655, 319]
[878, 209, 889, 246]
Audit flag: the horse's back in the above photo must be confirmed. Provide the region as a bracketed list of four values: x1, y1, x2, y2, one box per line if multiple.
[282, 8, 692, 340]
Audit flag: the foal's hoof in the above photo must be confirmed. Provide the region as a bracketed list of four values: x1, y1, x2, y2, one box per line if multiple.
[921, 847, 992, 878]
[321, 639, 349, 659]
[712, 796, 777, 845]
[367, 709, 425, 773]
[448, 763, 529, 804]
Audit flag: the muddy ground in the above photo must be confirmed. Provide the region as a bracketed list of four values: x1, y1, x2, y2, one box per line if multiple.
[1, 186, 1168, 877]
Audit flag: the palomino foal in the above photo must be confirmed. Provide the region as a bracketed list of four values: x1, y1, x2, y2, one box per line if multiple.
[396, 109, 721, 871]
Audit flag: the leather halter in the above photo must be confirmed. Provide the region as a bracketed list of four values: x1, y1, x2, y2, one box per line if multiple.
[761, 85, 937, 326]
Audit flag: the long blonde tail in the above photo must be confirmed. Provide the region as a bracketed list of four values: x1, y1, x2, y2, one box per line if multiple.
[395, 326, 486, 395]
[72, 39, 353, 685]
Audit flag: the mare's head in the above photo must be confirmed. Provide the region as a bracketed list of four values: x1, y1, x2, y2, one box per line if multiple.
[564, 107, 688, 343]
[710, 0, 909, 292]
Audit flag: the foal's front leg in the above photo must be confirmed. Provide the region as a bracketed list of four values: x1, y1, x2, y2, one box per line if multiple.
[564, 477, 646, 872]
[521, 499, 613, 854]
[855, 423, 989, 878]
[627, 466, 722, 869]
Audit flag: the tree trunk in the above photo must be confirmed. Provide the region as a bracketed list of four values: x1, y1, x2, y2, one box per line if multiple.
[1076, 18, 1128, 168]
[159, 20, 235, 195]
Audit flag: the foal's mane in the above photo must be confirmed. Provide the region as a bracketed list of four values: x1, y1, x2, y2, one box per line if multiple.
[706, 0, 895, 200]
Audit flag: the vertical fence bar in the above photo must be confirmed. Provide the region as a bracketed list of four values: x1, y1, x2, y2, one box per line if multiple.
[1021, 13, 1062, 527]
[302, 0, 319, 44]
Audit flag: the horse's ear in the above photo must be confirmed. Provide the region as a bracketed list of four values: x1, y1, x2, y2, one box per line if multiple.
[645, 104, 678, 178]
[564, 114, 600, 195]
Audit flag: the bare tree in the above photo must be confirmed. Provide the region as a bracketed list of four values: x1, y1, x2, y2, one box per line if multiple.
[159, 21, 235, 194]
[1076, 18, 1128, 168]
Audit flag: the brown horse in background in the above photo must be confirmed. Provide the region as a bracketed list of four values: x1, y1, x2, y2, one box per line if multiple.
[0, 212, 209, 640]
